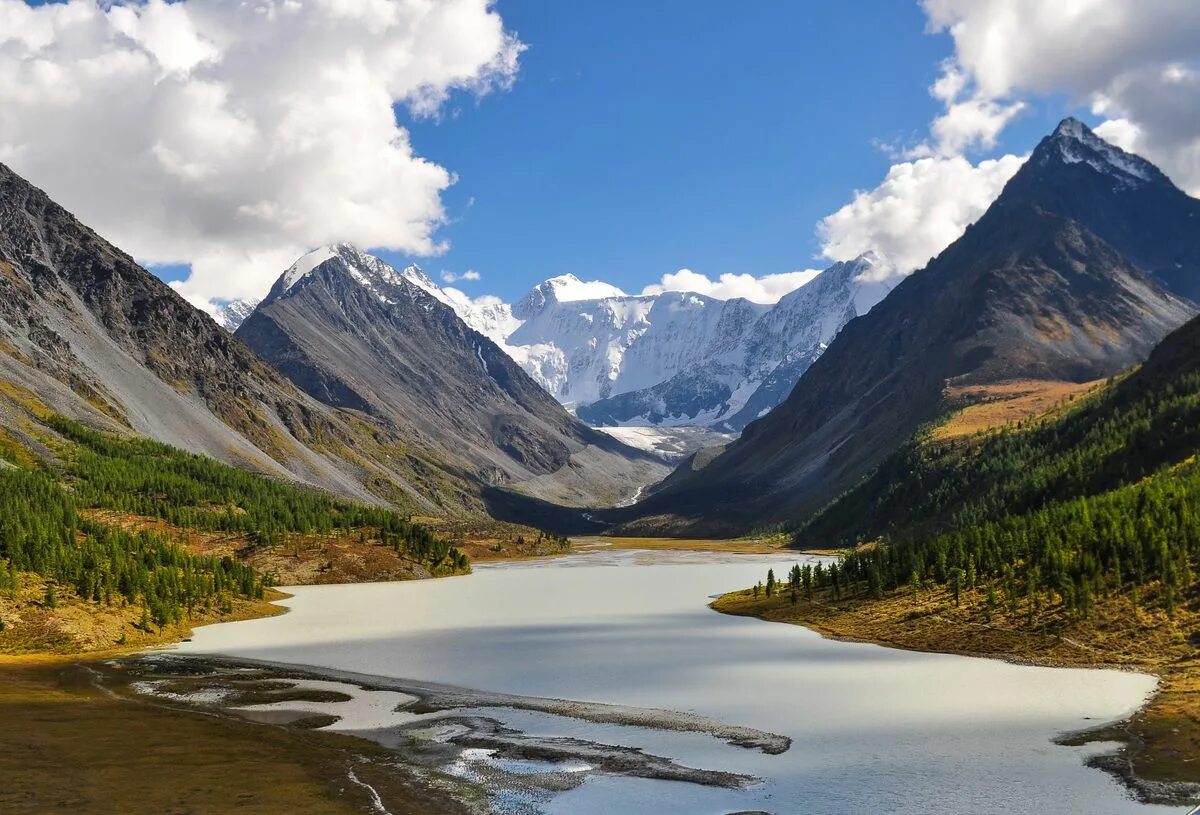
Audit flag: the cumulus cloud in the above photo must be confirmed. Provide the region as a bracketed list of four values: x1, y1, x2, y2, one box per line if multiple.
[0, 0, 523, 308]
[818, 153, 1025, 277]
[441, 269, 481, 283]
[641, 268, 822, 304]
[817, 0, 1200, 282]
[921, 0, 1200, 193]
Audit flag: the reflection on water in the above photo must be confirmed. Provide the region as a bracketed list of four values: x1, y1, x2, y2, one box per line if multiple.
[178, 550, 1179, 815]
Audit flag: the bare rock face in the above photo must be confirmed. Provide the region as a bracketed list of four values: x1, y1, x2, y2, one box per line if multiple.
[0, 164, 662, 521]
[0, 162, 464, 509]
[236, 244, 667, 511]
[625, 118, 1200, 535]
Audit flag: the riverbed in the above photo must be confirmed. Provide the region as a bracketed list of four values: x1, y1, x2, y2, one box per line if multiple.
[172, 549, 1182, 814]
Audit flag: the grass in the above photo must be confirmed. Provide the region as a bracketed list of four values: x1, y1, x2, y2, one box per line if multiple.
[0, 564, 285, 655]
[933, 378, 1104, 440]
[414, 515, 575, 562]
[713, 580, 1200, 804]
[77, 509, 466, 587]
[581, 535, 789, 554]
[0, 656, 474, 815]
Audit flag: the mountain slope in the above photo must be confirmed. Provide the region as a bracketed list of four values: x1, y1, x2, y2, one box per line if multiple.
[211, 297, 260, 331]
[236, 245, 666, 510]
[0, 162, 654, 522]
[794, 308, 1200, 551]
[624, 119, 1200, 535]
[213, 254, 890, 434]
[1003, 117, 1200, 301]
[576, 255, 891, 430]
[0, 162, 442, 509]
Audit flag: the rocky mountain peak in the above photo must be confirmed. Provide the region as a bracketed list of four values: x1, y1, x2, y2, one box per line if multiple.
[1036, 116, 1159, 187]
[264, 243, 452, 309]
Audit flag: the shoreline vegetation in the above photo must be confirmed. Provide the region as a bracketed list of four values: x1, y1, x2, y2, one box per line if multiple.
[713, 577, 1200, 806]
[0, 652, 482, 815]
[710, 337, 1200, 806]
[0, 415, 573, 813]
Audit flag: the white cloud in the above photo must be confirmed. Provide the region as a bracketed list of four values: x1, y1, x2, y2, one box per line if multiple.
[441, 269, 481, 283]
[817, 0, 1200, 282]
[921, 0, 1200, 193]
[923, 98, 1025, 157]
[641, 268, 822, 304]
[819, 153, 1026, 277]
[0, 0, 523, 307]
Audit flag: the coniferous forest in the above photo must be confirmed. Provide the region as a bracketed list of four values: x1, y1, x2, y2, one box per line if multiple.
[790, 314, 1200, 618]
[0, 416, 468, 632]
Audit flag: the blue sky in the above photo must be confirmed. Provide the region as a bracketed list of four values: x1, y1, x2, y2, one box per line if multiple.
[13, 0, 1148, 306]
[385, 1, 1071, 302]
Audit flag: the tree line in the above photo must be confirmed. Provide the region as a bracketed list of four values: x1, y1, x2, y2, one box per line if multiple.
[48, 416, 466, 573]
[786, 319, 1200, 620]
[0, 465, 263, 628]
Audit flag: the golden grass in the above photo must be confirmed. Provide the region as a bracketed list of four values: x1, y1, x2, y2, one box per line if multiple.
[934, 378, 1105, 440]
[0, 377, 53, 420]
[0, 657, 473, 815]
[75, 509, 467, 586]
[0, 567, 285, 655]
[581, 535, 789, 554]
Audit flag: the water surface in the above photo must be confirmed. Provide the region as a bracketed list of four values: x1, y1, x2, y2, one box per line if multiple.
[179, 549, 1179, 815]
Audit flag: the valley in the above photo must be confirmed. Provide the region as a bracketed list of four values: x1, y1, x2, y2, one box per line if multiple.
[1, 37, 1199, 812]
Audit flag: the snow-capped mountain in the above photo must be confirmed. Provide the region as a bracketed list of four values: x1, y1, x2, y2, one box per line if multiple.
[236, 243, 667, 509]
[574, 255, 892, 430]
[219, 244, 892, 431]
[441, 255, 889, 431]
[212, 297, 260, 331]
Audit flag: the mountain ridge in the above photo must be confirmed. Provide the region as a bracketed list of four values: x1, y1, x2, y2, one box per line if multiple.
[214, 251, 890, 433]
[236, 244, 668, 512]
[620, 119, 1200, 535]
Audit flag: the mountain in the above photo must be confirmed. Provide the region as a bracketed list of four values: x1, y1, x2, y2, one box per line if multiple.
[235, 244, 667, 511]
[210, 254, 889, 434]
[576, 255, 891, 431]
[212, 297, 260, 331]
[624, 119, 1200, 535]
[795, 308, 1200, 552]
[1004, 117, 1200, 302]
[0, 162, 470, 513]
[0, 163, 660, 525]
[448, 257, 888, 432]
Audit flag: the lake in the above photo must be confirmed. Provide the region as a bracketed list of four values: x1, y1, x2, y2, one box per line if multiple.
[176, 549, 1181, 815]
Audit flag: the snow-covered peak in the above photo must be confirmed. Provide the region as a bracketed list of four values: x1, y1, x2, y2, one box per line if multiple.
[512, 273, 629, 321]
[281, 245, 339, 292]
[212, 296, 260, 332]
[544, 274, 627, 302]
[854, 249, 881, 267]
[398, 263, 456, 306]
[272, 243, 446, 307]
[1047, 117, 1154, 185]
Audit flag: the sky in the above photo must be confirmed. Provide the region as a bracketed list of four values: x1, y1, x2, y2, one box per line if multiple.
[2, 1, 1200, 311]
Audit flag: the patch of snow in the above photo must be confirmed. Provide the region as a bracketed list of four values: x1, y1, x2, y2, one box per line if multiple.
[1053, 117, 1152, 184]
[211, 296, 260, 331]
[544, 273, 626, 302]
[282, 245, 338, 292]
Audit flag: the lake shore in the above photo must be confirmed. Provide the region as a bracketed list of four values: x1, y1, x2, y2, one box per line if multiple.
[0, 539, 782, 815]
[0, 651, 484, 815]
[712, 582, 1200, 807]
[0, 570, 486, 813]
